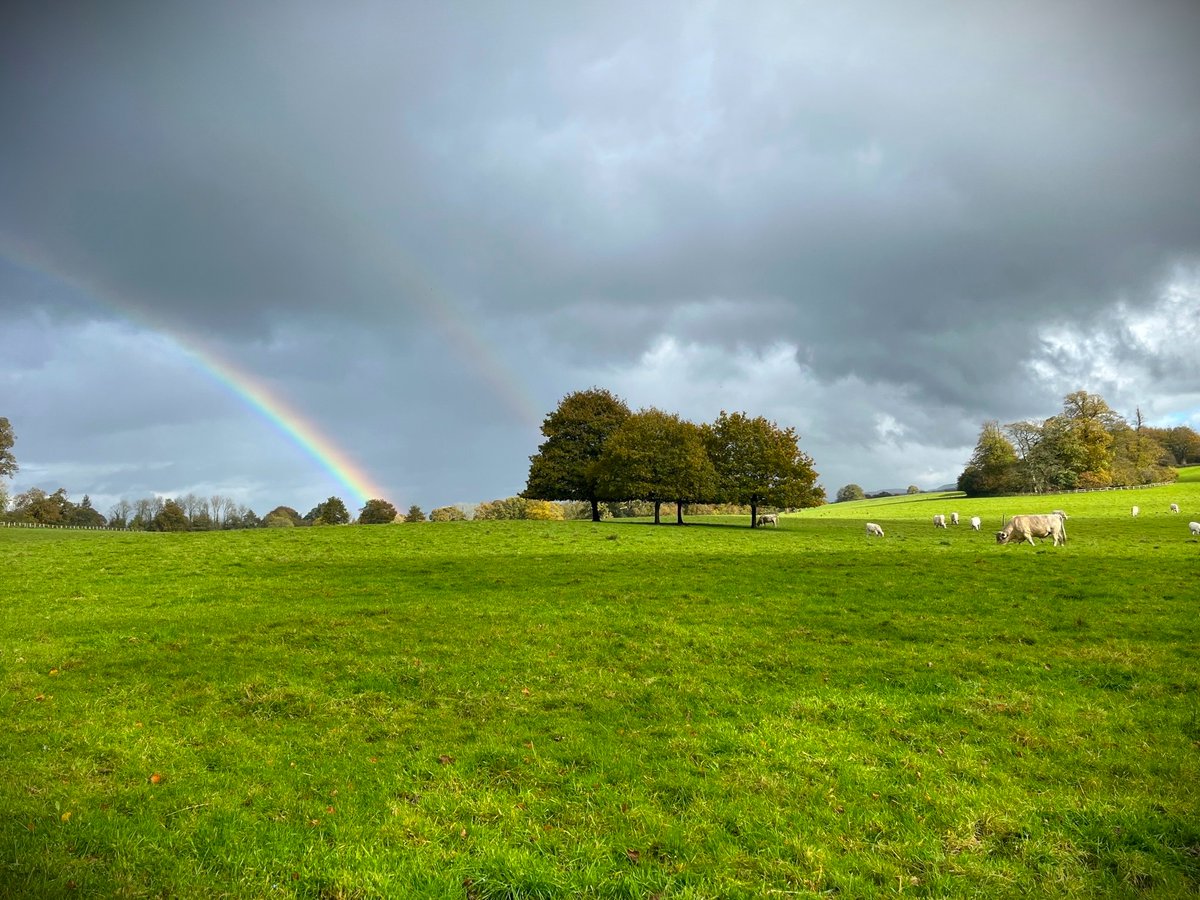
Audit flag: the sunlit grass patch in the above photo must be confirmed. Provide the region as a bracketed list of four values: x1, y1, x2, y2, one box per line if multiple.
[2, 495, 1198, 897]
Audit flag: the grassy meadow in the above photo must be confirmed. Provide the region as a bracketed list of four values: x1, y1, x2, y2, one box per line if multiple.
[2, 476, 1199, 898]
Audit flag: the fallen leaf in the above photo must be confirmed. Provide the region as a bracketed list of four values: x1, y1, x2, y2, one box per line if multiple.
[149, 773, 162, 784]
[521, 687, 531, 696]
[61, 811, 72, 822]
[326, 806, 335, 814]
[626, 849, 641, 863]
[438, 755, 455, 766]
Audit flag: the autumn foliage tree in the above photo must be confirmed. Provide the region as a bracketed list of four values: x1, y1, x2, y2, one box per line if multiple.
[596, 409, 717, 525]
[523, 388, 631, 521]
[703, 411, 823, 527]
[0, 417, 16, 479]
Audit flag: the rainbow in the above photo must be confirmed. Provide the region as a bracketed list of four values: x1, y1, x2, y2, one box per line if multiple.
[2, 236, 542, 508]
[168, 336, 390, 508]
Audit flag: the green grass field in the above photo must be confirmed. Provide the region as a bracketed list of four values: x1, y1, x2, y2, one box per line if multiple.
[2, 476, 1199, 898]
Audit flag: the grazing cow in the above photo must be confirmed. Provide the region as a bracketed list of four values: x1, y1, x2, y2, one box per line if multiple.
[996, 514, 1067, 547]
[970, 516, 981, 531]
[1170, 503, 1180, 514]
[756, 513, 778, 527]
[933, 514, 947, 528]
[1131, 506, 1139, 517]
[950, 512, 960, 526]
[1190, 522, 1200, 536]
[1052, 509, 1068, 520]
[865, 522, 884, 537]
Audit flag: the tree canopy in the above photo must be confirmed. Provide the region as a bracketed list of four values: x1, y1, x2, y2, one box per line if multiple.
[597, 409, 717, 525]
[958, 392, 1185, 496]
[0, 417, 16, 479]
[523, 388, 631, 521]
[305, 496, 350, 525]
[704, 411, 823, 527]
[836, 484, 865, 503]
[358, 499, 398, 525]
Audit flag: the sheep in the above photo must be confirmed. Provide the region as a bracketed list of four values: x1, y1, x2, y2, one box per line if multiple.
[933, 514, 947, 528]
[1190, 522, 1200, 536]
[950, 512, 960, 526]
[865, 522, 884, 537]
[1170, 503, 1179, 514]
[970, 516, 981, 531]
[1131, 506, 1139, 517]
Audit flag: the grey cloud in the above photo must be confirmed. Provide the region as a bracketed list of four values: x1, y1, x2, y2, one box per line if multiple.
[3, 1, 1199, 508]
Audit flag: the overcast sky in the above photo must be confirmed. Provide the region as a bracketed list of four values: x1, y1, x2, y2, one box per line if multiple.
[3, 0, 1199, 517]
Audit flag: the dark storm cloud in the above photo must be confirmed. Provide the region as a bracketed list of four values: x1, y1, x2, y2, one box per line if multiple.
[3, 1, 1199, 505]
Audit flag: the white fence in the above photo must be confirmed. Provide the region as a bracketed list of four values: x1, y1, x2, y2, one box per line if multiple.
[1, 521, 129, 531]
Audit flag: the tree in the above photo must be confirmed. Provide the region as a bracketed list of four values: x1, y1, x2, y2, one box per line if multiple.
[475, 497, 531, 520]
[262, 506, 304, 527]
[958, 421, 1018, 496]
[906, 484, 921, 494]
[107, 498, 131, 529]
[306, 496, 350, 525]
[836, 484, 865, 503]
[359, 499, 398, 524]
[524, 499, 565, 521]
[67, 495, 106, 527]
[405, 505, 426, 523]
[523, 388, 631, 522]
[1144, 425, 1200, 466]
[1057, 391, 1119, 487]
[703, 411, 823, 527]
[152, 499, 190, 532]
[429, 505, 466, 522]
[0, 417, 17, 479]
[597, 409, 717, 525]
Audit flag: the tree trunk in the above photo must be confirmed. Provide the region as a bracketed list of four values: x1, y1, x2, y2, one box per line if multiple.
[590, 498, 600, 522]
[676, 501, 684, 525]
[750, 501, 758, 528]
[653, 500, 661, 525]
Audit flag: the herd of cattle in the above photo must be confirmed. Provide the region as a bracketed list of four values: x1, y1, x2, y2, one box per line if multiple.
[861, 503, 1199, 546]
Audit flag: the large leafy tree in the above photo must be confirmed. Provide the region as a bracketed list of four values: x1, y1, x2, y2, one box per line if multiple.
[152, 499, 190, 532]
[306, 496, 350, 525]
[358, 499, 398, 524]
[836, 484, 865, 503]
[524, 388, 631, 522]
[0, 417, 16, 479]
[598, 409, 717, 525]
[958, 421, 1018, 496]
[704, 411, 822, 527]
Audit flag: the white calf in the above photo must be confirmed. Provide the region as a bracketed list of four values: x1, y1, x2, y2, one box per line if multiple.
[1170, 503, 1179, 513]
[1190, 522, 1200, 536]
[1131, 506, 1139, 517]
[950, 512, 960, 526]
[1052, 509, 1068, 520]
[757, 513, 778, 527]
[970, 516, 981, 531]
[933, 514, 947, 528]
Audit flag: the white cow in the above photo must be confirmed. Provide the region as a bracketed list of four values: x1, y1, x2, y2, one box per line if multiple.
[950, 512, 960, 526]
[756, 513, 778, 527]
[1131, 506, 1139, 517]
[1190, 522, 1200, 536]
[970, 516, 981, 531]
[1170, 503, 1179, 514]
[865, 522, 884, 537]
[933, 514, 947, 528]
[996, 514, 1067, 547]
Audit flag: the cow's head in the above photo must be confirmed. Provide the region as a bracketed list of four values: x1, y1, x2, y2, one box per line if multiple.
[995, 531, 1010, 544]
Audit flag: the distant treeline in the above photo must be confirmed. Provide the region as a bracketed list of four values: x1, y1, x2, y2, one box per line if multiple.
[959, 391, 1198, 497]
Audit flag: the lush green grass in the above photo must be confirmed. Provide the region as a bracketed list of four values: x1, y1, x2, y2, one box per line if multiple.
[2, 481, 1199, 898]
